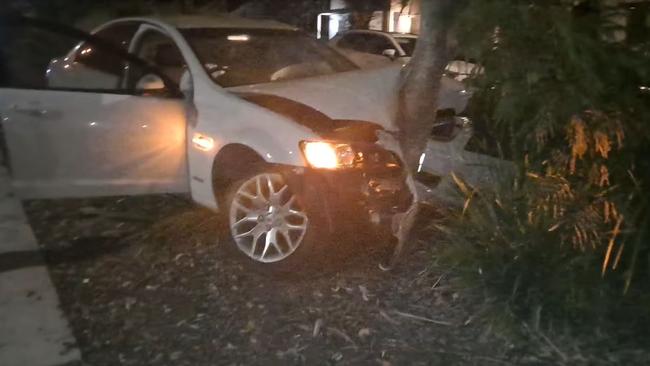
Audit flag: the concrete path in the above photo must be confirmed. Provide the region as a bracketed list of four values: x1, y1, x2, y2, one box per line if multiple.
[0, 166, 80, 366]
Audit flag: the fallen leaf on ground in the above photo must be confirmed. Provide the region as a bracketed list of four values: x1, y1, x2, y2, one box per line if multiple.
[359, 285, 371, 301]
[313, 318, 324, 337]
[358, 328, 371, 339]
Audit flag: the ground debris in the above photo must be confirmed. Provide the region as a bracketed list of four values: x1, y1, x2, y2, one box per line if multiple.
[330, 351, 343, 362]
[327, 327, 357, 349]
[79, 206, 151, 222]
[358, 327, 371, 339]
[394, 310, 453, 326]
[313, 318, 324, 338]
[23, 195, 511, 365]
[359, 285, 371, 302]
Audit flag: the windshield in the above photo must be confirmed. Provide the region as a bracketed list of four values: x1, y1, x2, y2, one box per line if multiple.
[395, 37, 417, 57]
[180, 28, 357, 87]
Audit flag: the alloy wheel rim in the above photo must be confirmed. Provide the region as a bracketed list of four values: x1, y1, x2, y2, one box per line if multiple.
[229, 173, 308, 263]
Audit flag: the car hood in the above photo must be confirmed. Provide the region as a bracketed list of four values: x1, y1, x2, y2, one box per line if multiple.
[227, 65, 470, 132]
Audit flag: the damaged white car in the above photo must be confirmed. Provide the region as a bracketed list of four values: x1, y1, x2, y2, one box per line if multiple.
[0, 15, 472, 268]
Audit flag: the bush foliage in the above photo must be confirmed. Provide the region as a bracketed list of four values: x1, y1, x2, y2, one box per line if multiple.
[438, 0, 650, 340]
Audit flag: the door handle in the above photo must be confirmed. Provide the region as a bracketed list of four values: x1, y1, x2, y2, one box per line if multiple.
[11, 105, 48, 118]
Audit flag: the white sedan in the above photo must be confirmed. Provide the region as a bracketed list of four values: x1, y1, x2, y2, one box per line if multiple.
[330, 29, 480, 81]
[0, 15, 476, 268]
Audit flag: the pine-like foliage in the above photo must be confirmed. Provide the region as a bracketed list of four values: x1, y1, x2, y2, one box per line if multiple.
[438, 0, 650, 346]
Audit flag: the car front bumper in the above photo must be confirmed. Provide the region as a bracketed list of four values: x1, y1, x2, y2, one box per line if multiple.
[286, 164, 413, 237]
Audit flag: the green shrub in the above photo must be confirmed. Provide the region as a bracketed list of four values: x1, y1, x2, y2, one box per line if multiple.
[437, 172, 650, 337]
[436, 0, 650, 345]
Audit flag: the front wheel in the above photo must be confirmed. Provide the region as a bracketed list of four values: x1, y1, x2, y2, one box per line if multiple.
[224, 169, 323, 268]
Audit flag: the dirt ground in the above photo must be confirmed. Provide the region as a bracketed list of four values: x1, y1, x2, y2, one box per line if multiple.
[23, 195, 535, 366]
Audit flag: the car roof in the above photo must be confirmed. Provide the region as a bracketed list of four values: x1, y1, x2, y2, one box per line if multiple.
[335, 29, 417, 39]
[110, 15, 297, 31]
[390, 33, 418, 39]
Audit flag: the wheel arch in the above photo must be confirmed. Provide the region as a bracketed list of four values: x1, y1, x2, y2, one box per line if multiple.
[211, 143, 267, 205]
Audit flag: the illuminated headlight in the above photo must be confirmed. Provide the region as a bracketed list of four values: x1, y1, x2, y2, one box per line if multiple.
[300, 141, 356, 169]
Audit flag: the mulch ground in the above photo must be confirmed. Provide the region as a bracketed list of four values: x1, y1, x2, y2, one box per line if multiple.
[23, 195, 538, 366]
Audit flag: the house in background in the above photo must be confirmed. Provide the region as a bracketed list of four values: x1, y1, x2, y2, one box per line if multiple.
[386, 0, 421, 34]
[317, 0, 422, 40]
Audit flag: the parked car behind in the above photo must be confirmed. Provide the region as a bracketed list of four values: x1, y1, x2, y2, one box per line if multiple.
[0, 16, 492, 269]
[330, 29, 479, 81]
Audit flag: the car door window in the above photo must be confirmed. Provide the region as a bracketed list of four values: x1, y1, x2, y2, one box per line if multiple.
[395, 37, 417, 56]
[362, 34, 396, 55]
[72, 22, 140, 83]
[0, 17, 177, 97]
[337, 34, 367, 52]
[130, 29, 187, 86]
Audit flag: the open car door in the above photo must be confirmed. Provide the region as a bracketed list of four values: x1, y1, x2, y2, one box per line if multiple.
[0, 17, 188, 199]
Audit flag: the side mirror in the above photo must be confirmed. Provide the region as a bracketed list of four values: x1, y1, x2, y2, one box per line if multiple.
[382, 49, 397, 60]
[136, 74, 166, 91]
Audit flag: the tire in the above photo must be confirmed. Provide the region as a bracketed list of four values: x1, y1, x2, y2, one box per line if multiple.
[220, 165, 332, 273]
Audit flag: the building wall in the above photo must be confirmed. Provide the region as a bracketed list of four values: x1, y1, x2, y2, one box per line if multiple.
[388, 0, 421, 34]
[330, 0, 346, 10]
[322, 0, 425, 37]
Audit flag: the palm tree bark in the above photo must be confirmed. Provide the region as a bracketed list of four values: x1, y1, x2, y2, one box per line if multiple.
[382, 0, 464, 270]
